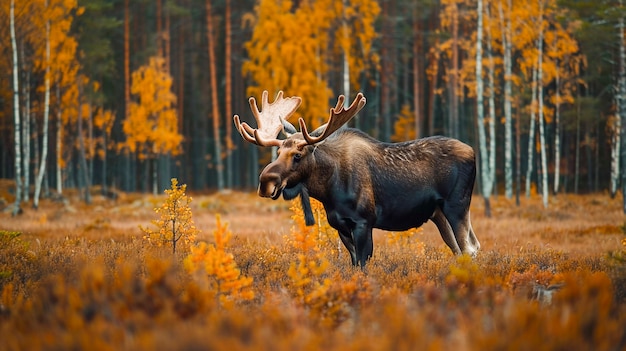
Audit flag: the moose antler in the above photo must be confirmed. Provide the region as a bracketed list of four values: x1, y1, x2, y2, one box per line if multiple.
[298, 93, 366, 145]
[233, 90, 302, 147]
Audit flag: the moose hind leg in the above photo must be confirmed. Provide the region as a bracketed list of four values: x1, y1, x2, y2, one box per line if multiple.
[468, 216, 480, 251]
[442, 205, 478, 256]
[431, 208, 461, 255]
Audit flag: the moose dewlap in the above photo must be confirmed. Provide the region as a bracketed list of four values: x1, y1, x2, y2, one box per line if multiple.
[234, 91, 480, 267]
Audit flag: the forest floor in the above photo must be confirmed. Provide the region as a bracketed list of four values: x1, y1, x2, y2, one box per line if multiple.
[0, 184, 625, 350]
[2, 187, 622, 256]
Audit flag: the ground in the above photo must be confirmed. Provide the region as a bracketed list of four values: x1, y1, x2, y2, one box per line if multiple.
[0, 186, 625, 350]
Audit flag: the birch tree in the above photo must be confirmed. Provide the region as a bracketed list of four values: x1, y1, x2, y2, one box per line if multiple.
[33, 0, 51, 209]
[612, 0, 625, 200]
[618, 0, 626, 211]
[499, 0, 514, 199]
[485, 2, 497, 199]
[22, 62, 31, 202]
[544, 20, 581, 195]
[475, 0, 494, 217]
[536, 11, 549, 208]
[10, 0, 23, 215]
[526, 62, 538, 198]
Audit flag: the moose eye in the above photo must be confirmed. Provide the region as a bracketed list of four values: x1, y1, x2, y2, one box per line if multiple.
[293, 153, 302, 163]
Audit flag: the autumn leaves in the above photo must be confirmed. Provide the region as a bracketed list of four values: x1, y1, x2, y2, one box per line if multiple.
[123, 57, 182, 160]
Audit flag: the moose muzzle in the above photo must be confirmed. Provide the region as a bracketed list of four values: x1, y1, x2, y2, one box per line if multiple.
[258, 171, 283, 200]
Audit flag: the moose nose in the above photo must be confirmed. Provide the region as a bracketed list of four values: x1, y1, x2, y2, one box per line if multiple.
[258, 172, 281, 198]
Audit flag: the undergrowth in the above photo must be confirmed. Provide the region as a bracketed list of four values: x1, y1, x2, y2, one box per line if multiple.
[0, 192, 625, 350]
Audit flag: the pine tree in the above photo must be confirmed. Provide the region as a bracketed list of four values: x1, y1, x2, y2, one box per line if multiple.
[142, 178, 198, 254]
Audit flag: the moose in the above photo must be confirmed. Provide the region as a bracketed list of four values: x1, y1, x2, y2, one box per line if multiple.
[234, 91, 480, 267]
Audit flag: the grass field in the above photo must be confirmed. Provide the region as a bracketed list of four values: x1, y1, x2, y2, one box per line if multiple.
[1, 186, 625, 350]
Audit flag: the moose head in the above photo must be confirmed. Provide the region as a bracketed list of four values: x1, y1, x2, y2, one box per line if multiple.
[234, 90, 366, 201]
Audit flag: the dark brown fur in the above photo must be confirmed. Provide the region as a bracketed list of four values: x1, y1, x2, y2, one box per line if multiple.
[258, 128, 480, 267]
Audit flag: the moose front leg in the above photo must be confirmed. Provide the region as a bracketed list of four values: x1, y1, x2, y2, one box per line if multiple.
[337, 230, 357, 265]
[327, 211, 361, 266]
[353, 221, 373, 268]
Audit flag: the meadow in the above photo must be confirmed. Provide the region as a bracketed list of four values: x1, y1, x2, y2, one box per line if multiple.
[0, 183, 625, 350]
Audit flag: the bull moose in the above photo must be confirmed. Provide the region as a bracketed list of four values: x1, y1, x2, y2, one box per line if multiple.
[234, 91, 480, 267]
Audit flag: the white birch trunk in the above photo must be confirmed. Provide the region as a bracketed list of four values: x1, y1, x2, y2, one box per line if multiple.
[618, 0, 626, 212]
[486, 3, 496, 194]
[342, 0, 350, 107]
[10, 0, 22, 215]
[554, 60, 562, 195]
[611, 114, 620, 197]
[534, 2, 548, 207]
[503, 0, 513, 199]
[526, 63, 538, 198]
[475, 0, 493, 216]
[22, 68, 30, 202]
[34, 6, 50, 209]
[56, 85, 63, 194]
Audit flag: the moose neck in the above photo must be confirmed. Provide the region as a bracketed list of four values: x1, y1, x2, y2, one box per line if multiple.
[301, 130, 376, 205]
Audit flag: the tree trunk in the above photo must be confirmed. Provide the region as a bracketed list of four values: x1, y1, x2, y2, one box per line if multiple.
[575, 91, 581, 194]
[10, 0, 22, 215]
[450, 2, 459, 139]
[124, 0, 131, 153]
[515, 96, 521, 206]
[22, 66, 31, 202]
[102, 130, 108, 195]
[428, 47, 439, 136]
[499, 0, 513, 199]
[156, 0, 162, 57]
[486, 3, 497, 197]
[77, 81, 91, 205]
[165, 0, 170, 74]
[526, 62, 538, 198]
[617, 0, 626, 211]
[614, 21, 624, 198]
[413, 5, 422, 138]
[225, 0, 233, 189]
[475, 0, 492, 217]
[56, 85, 63, 194]
[554, 58, 562, 195]
[153, 157, 158, 195]
[206, 0, 224, 191]
[536, 12, 548, 208]
[342, 0, 351, 104]
[34, 0, 51, 209]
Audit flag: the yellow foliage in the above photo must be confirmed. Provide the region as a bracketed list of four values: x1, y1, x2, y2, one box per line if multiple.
[1, 193, 626, 349]
[184, 215, 255, 308]
[142, 178, 198, 254]
[243, 0, 378, 128]
[391, 104, 417, 142]
[123, 56, 181, 159]
[385, 227, 425, 257]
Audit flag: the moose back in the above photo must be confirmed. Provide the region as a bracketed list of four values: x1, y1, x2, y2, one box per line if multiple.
[234, 91, 480, 267]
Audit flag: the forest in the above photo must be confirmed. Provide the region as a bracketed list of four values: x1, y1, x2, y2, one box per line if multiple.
[0, 0, 625, 207]
[2, 1, 626, 349]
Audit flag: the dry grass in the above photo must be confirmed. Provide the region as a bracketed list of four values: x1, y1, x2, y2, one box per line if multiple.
[0, 187, 625, 350]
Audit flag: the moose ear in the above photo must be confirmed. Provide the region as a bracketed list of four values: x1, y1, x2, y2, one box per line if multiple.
[281, 117, 298, 137]
[308, 123, 329, 138]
